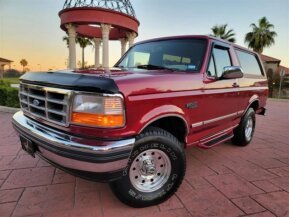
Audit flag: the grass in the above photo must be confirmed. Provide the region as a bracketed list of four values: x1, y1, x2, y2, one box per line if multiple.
[0, 77, 20, 84]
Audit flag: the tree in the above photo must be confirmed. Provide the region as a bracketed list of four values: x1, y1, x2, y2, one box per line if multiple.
[4, 69, 21, 78]
[244, 17, 277, 53]
[62, 36, 69, 48]
[266, 69, 274, 97]
[211, 24, 236, 43]
[63, 36, 93, 69]
[76, 37, 93, 69]
[77, 60, 88, 69]
[20, 59, 28, 72]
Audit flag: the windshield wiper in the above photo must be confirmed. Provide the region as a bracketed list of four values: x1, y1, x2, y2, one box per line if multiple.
[137, 64, 174, 71]
[115, 65, 125, 69]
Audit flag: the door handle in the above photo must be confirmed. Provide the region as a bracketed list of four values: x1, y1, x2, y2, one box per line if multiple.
[232, 82, 239, 88]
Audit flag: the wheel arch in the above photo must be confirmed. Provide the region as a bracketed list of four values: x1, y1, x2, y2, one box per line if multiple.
[245, 95, 260, 113]
[139, 114, 189, 145]
[249, 100, 259, 111]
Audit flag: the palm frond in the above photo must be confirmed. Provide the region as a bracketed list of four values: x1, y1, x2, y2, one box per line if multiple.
[244, 17, 277, 53]
[210, 24, 236, 43]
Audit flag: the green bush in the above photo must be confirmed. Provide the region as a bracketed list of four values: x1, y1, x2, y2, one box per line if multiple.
[0, 82, 20, 108]
[5, 88, 20, 108]
[0, 80, 10, 87]
[0, 86, 7, 105]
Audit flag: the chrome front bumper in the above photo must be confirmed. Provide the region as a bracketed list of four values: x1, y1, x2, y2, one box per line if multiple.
[12, 111, 135, 180]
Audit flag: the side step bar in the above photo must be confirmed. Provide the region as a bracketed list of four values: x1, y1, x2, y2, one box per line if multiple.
[196, 125, 237, 149]
[202, 134, 233, 147]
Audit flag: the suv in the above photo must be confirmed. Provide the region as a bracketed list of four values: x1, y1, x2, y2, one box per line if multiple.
[13, 35, 268, 207]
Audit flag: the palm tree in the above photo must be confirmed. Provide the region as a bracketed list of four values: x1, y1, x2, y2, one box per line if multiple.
[63, 36, 93, 69]
[63, 36, 71, 68]
[244, 17, 277, 53]
[76, 37, 93, 69]
[62, 36, 69, 48]
[211, 24, 236, 43]
[20, 59, 28, 72]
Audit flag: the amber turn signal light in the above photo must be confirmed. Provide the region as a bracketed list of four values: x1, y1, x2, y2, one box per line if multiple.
[71, 112, 124, 128]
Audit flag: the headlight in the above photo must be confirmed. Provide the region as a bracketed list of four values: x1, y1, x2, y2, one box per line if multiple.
[71, 94, 125, 128]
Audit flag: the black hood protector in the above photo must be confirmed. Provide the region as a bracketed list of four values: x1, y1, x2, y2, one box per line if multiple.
[20, 71, 119, 93]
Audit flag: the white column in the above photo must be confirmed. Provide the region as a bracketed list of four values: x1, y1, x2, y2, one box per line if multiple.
[66, 24, 77, 69]
[101, 24, 111, 69]
[120, 38, 128, 56]
[127, 32, 137, 48]
[93, 38, 102, 68]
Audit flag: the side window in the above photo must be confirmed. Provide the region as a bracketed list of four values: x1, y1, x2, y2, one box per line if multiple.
[213, 47, 232, 77]
[207, 56, 216, 76]
[236, 50, 263, 76]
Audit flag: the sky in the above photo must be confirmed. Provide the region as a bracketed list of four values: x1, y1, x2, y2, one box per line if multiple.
[0, 0, 288, 71]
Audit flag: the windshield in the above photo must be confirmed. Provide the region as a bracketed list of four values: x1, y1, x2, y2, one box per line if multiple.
[116, 39, 207, 72]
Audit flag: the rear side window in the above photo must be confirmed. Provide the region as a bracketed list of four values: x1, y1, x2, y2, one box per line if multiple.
[236, 50, 263, 76]
[213, 47, 232, 77]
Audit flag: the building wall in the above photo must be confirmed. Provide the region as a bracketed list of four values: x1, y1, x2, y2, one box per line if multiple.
[262, 62, 279, 74]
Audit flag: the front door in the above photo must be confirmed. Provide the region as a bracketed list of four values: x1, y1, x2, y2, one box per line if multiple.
[201, 43, 240, 138]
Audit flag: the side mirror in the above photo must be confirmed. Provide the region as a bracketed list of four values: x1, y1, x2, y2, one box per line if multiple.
[221, 66, 243, 79]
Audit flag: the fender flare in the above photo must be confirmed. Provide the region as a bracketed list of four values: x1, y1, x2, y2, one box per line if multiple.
[137, 105, 189, 137]
[242, 95, 260, 116]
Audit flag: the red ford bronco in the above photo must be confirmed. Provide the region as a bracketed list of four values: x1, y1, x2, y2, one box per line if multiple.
[13, 35, 268, 207]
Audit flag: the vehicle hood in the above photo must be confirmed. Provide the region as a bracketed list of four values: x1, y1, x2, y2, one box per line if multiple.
[73, 68, 204, 96]
[20, 70, 119, 93]
[20, 68, 203, 96]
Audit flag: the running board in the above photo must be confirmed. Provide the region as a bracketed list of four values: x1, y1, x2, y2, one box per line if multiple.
[199, 133, 233, 148]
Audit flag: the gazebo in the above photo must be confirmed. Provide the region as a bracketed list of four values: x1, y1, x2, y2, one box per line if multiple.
[0, 57, 13, 79]
[59, 0, 140, 69]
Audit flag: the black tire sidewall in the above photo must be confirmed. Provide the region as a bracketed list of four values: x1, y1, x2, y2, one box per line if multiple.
[240, 108, 256, 144]
[111, 132, 185, 207]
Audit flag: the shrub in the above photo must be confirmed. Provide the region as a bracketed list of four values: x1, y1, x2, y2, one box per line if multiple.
[0, 86, 7, 105]
[0, 80, 10, 87]
[4, 69, 21, 78]
[0, 82, 20, 108]
[5, 88, 20, 108]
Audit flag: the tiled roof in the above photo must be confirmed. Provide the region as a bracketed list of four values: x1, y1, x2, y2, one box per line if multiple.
[0, 57, 13, 63]
[260, 54, 281, 63]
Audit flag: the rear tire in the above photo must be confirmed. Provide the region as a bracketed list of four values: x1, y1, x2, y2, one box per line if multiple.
[110, 127, 186, 208]
[231, 108, 256, 146]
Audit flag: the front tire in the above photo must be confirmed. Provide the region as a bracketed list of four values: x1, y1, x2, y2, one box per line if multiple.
[232, 108, 256, 146]
[110, 127, 186, 207]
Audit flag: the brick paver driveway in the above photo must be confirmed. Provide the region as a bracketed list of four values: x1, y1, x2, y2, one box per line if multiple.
[0, 100, 289, 217]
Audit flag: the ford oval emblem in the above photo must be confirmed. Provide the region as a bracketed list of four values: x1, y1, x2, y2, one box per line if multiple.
[33, 99, 40, 106]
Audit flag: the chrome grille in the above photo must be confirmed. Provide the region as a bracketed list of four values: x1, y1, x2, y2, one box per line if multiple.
[19, 83, 71, 126]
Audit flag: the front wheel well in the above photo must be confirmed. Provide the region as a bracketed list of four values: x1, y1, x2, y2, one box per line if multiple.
[249, 100, 259, 111]
[141, 116, 187, 144]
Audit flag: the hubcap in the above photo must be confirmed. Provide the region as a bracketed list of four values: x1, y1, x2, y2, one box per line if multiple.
[245, 116, 253, 141]
[129, 149, 171, 193]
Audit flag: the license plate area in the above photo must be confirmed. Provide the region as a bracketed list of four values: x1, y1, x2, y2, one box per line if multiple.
[20, 136, 36, 157]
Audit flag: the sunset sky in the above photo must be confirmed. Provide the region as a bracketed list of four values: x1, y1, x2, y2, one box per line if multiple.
[0, 0, 288, 71]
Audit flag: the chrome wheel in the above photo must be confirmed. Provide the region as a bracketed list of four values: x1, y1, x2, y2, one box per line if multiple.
[129, 149, 171, 193]
[245, 116, 253, 141]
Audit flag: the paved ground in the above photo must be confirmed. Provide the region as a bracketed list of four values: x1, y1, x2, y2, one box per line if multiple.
[0, 100, 289, 217]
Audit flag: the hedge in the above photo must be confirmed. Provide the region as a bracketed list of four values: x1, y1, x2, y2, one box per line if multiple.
[0, 81, 20, 108]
